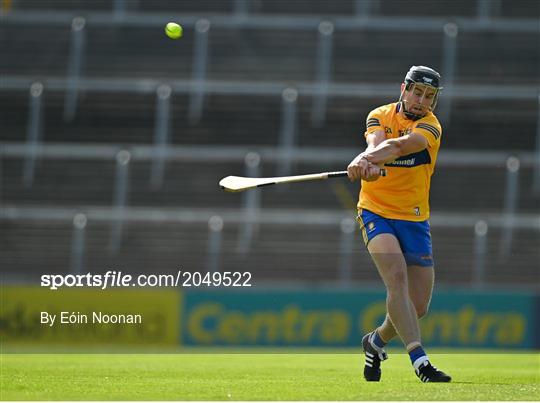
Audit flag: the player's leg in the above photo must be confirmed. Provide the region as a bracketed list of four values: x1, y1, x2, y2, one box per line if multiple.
[367, 234, 422, 346]
[361, 233, 421, 382]
[377, 220, 434, 346]
[376, 265, 434, 342]
[358, 210, 449, 382]
[392, 220, 451, 382]
[370, 260, 450, 381]
[361, 215, 451, 382]
[357, 210, 395, 381]
[407, 265, 434, 318]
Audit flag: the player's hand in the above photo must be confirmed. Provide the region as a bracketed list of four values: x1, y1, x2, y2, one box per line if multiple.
[362, 163, 382, 182]
[347, 156, 369, 181]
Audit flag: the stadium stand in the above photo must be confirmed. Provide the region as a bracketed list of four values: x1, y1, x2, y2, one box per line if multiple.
[1, 0, 538, 288]
[1, 89, 538, 149]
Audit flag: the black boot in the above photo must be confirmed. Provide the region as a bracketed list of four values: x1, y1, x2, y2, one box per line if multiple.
[362, 332, 388, 382]
[415, 360, 452, 383]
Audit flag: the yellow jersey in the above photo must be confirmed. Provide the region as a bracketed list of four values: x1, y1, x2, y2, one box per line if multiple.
[358, 102, 442, 221]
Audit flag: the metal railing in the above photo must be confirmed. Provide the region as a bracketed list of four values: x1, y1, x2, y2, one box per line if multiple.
[4, 78, 539, 187]
[2, 7, 539, 131]
[3, 7, 539, 32]
[1, 1, 539, 287]
[1, 204, 539, 286]
[2, 142, 539, 281]
[0, 0, 519, 20]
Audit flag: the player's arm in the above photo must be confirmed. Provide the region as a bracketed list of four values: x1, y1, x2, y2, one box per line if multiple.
[349, 129, 386, 165]
[347, 130, 386, 181]
[361, 132, 428, 166]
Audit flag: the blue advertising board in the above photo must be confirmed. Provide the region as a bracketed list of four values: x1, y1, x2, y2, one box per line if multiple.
[181, 288, 538, 349]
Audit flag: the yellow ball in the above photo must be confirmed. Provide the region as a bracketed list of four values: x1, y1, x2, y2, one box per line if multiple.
[165, 22, 183, 39]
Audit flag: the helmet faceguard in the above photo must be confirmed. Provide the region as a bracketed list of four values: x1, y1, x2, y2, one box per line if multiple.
[399, 66, 443, 121]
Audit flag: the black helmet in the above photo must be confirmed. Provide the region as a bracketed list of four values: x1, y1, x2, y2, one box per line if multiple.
[400, 65, 443, 120]
[404, 66, 443, 90]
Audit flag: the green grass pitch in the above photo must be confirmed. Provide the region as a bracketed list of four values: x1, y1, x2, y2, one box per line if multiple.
[1, 350, 538, 400]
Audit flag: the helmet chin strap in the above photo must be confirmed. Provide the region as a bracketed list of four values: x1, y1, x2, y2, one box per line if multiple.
[401, 101, 426, 121]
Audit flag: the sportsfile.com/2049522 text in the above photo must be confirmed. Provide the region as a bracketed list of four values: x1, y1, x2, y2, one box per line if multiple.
[40, 271, 252, 290]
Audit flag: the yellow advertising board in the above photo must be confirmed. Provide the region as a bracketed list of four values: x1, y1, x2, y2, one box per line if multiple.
[1, 287, 181, 346]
